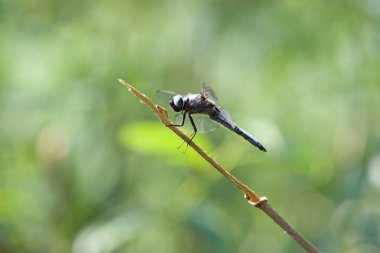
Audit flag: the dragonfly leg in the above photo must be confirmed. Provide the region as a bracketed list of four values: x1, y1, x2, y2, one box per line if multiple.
[178, 114, 197, 153]
[166, 112, 186, 127]
[168, 113, 197, 152]
[187, 113, 197, 143]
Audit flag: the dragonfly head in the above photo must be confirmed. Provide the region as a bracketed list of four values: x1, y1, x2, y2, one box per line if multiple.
[169, 95, 184, 112]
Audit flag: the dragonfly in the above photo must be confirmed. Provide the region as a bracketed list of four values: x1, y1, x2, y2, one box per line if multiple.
[156, 83, 267, 152]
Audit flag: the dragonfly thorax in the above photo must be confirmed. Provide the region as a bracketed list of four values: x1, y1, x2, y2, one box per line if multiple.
[169, 95, 184, 112]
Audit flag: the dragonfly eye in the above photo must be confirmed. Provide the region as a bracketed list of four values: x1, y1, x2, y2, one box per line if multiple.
[169, 95, 184, 112]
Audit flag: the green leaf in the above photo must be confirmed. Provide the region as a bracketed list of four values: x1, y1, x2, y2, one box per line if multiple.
[118, 121, 214, 169]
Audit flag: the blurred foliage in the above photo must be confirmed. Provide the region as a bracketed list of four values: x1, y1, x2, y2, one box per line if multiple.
[0, 0, 380, 252]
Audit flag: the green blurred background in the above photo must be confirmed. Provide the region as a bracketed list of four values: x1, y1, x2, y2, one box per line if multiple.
[1, 0, 380, 252]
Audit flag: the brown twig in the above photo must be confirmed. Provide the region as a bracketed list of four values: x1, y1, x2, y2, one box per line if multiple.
[118, 79, 322, 253]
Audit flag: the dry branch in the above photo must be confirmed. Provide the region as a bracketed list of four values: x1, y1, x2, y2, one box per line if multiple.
[118, 79, 321, 253]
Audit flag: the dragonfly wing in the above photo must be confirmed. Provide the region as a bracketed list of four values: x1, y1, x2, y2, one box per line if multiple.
[194, 114, 219, 133]
[174, 113, 218, 133]
[156, 89, 176, 103]
[201, 83, 218, 102]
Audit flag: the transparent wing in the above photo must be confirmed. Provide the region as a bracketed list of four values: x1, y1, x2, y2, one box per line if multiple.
[201, 83, 218, 102]
[194, 114, 219, 133]
[175, 113, 219, 133]
[156, 89, 176, 103]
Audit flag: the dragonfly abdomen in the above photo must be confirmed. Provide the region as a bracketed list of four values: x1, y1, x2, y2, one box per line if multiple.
[233, 126, 267, 152]
[209, 109, 267, 152]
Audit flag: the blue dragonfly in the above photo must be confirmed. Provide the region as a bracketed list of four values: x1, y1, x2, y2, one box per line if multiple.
[156, 83, 267, 152]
